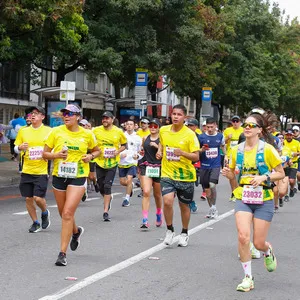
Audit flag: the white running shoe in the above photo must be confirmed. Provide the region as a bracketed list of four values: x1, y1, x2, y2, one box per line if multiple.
[163, 230, 175, 245]
[250, 242, 261, 259]
[205, 207, 213, 218]
[211, 208, 218, 219]
[178, 233, 189, 247]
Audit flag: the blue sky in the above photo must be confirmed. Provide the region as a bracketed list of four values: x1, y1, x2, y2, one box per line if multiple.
[274, 0, 300, 20]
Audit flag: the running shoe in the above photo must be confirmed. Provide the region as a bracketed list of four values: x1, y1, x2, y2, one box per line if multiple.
[140, 218, 149, 229]
[108, 194, 113, 211]
[41, 209, 51, 230]
[130, 182, 134, 197]
[122, 198, 130, 207]
[264, 244, 277, 272]
[289, 188, 295, 198]
[55, 252, 67, 266]
[250, 243, 261, 259]
[70, 226, 84, 251]
[103, 212, 111, 222]
[284, 195, 289, 202]
[205, 207, 213, 218]
[137, 191, 143, 198]
[94, 182, 100, 193]
[163, 230, 175, 246]
[279, 198, 283, 207]
[229, 193, 236, 202]
[29, 222, 41, 233]
[81, 191, 87, 202]
[178, 233, 189, 247]
[135, 180, 141, 188]
[200, 192, 207, 200]
[210, 207, 218, 219]
[236, 275, 254, 292]
[156, 213, 163, 227]
[274, 206, 279, 213]
[189, 201, 198, 213]
[293, 187, 297, 195]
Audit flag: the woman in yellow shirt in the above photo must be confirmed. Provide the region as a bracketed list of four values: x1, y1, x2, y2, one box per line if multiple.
[222, 113, 284, 292]
[43, 104, 100, 266]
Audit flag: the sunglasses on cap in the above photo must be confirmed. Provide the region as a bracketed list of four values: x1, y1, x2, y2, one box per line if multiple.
[232, 119, 240, 123]
[62, 111, 77, 117]
[149, 124, 159, 129]
[242, 122, 261, 129]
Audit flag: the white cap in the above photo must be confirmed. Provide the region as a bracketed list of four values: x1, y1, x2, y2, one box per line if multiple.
[292, 125, 300, 131]
[202, 121, 206, 126]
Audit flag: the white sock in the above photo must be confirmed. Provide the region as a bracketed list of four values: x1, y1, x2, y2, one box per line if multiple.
[241, 261, 252, 277]
[125, 194, 130, 200]
[264, 245, 271, 256]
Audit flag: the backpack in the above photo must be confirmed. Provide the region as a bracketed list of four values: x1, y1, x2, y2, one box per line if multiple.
[235, 140, 270, 185]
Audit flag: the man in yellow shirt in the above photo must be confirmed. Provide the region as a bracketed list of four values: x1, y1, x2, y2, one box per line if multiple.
[136, 117, 150, 138]
[15, 106, 52, 233]
[156, 104, 200, 247]
[93, 111, 127, 221]
[283, 130, 300, 197]
[223, 115, 244, 200]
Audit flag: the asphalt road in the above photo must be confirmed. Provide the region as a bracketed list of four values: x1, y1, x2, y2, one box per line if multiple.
[0, 176, 299, 300]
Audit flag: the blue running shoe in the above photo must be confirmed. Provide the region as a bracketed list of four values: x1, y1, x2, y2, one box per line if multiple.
[122, 198, 130, 207]
[189, 201, 198, 213]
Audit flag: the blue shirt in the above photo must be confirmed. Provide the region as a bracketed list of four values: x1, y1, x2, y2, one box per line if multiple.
[198, 132, 224, 169]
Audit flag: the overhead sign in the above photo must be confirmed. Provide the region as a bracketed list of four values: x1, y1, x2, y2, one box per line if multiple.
[60, 81, 76, 101]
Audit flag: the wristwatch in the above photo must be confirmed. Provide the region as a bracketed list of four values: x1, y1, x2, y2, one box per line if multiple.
[265, 174, 271, 184]
[90, 153, 95, 160]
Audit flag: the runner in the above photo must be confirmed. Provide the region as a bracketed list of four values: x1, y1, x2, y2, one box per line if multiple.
[292, 126, 300, 191]
[43, 104, 100, 266]
[223, 115, 244, 201]
[140, 118, 163, 229]
[14, 105, 51, 233]
[198, 117, 225, 219]
[156, 104, 200, 247]
[118, 119, 142, 207]
[222, 113, 284, 292]
[283, 130, 300, 198]
[93, 111, 127, 221]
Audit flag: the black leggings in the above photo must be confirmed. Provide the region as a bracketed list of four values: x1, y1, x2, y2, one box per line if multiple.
[96, 165, 117, 195]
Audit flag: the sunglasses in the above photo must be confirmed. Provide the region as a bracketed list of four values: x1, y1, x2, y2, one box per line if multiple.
[149, 124, 159, 129]
[293, 130, 299, 132]
[63, 111, 77, 117]
[242, 122, 261, 129]
[232, 119, 240, 123]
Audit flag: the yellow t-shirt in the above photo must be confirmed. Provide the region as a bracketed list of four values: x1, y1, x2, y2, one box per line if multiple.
[230, 143, 282, 201]
[45, 125, 97, 177]
[136, 129, 150, 138]
[195, 128, 202, 135]
[93, 125, 127, 169]
[159, 125, 200, 182]
[223, 126, 244, 157]
[283, 139, 300, 168]
[15, 124, 52, 175]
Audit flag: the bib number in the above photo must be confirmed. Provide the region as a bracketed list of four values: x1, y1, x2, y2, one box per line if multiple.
[104, 148, 116, 158]
[145, 166, 160, 178]
[28, 146, 43, 160]
[166, 147, 180, 161]
[242, 185, 263, 205]
[205, 147, 218, 159]
[58, 162, 78, 178]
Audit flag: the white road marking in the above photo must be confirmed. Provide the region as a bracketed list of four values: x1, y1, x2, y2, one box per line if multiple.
[12, 193, 123, 216]
[38, 209, 234, 300]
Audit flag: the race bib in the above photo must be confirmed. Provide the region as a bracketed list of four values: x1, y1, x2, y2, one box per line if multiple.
[145, 166, 160, 178]
[205, 147, 218, 159]
[58, 162, 78, 178]
[28, 146, 43, 160]
[104, 147, 116, 158]
[242, 185, 263, 205]
[230, 140, 238, 148]
[166, 147, 180, 161]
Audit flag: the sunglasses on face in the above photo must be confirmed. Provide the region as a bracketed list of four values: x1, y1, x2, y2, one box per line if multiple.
[242, 122, 261, 129]
[63, 111, 77, 117]
[232, 119, 240, 123]
[149, 124, 159, 129]
[293, 130, 299, 132]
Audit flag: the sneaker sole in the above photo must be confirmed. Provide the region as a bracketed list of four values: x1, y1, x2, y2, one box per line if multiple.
[236, 285, 254, 292]
[29, 227, 42, 233]
[140, 224, 149, 230]
[178, 241, 189, 247]
[42, 210, 51, 230]
[55, 261, 67, 266]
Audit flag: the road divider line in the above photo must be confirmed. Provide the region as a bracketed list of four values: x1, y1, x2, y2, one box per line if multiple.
[38, 209, 234, 300]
